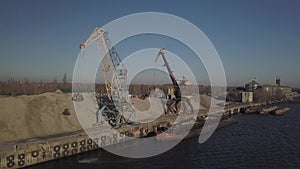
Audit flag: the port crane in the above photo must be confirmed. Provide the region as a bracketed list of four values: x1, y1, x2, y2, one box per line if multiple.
[155, 48, 193, 114]
[79, 27, 136, 127]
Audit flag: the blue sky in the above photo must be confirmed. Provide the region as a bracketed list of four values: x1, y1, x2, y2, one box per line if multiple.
[0, 0, 299, 87]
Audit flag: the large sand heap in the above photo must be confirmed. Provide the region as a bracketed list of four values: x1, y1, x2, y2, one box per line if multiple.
[0, 92, 82, 143]
[199, 94, 221, 109]
[0, 92, 210, 144]
[130, 98, 151, 111]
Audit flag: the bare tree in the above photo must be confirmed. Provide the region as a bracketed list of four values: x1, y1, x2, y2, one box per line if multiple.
[273, 89, 286, 100]
[254, 89, 270, 103]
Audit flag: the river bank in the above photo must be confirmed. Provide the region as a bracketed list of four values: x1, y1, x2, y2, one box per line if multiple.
[27, 101, 300, 169]
[0, 112, 237, 169]
[0, 93, 293, 168]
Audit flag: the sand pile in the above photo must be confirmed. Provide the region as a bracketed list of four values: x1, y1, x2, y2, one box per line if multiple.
[0, 93, 166, 143]
[199, 94, 222, 109]
[129, 96, 207, 122]
[0, 92, 211, 144]
[130, 98, 151, 111]
[0, 93, 82, 144]
[130, 97, 165, 123]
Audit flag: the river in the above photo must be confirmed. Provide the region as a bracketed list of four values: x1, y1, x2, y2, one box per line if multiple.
[27, 101, 300, 169]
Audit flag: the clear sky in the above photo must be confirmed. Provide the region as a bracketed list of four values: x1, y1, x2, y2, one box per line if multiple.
[0, 0, 299, 87]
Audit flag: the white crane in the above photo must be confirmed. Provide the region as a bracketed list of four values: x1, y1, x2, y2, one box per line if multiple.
[80, 27, 136, 127]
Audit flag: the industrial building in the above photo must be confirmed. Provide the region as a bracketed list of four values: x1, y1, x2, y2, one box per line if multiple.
[263, 77, 292, 99]
[240, 92, 253, 103]
[239, 78, 261, 103]
[240, 77, 292, 102]
[245, 78, 262, 92]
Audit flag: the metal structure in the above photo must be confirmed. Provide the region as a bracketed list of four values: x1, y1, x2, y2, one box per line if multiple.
[80, 27, 135, 127]
[80, 28, 127, 101]
[155, 48, 193, 114]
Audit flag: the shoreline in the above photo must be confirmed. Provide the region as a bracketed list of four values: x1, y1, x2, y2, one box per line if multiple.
[0, 114, 237, 169]
[0, 98, 293, 168]
[183, 117, 238, 140]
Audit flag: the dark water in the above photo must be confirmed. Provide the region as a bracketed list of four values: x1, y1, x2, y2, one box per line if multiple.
[27, 102, 300, 169]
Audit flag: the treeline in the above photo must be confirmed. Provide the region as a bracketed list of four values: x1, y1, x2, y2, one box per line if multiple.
[0, 79, 71, 95]
[0, 78, 210, 97]
[253, 88, 286, 102]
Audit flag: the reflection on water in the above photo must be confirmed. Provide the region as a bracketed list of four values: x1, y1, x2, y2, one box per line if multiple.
[27, 102, 300, 169]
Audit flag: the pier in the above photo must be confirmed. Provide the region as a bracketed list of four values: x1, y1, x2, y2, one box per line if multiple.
[0, 102, 267, 168]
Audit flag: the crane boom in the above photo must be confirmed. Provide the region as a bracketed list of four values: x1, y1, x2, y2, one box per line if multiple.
[80, 27, 127, 101]
[79, 27, 135, 127]
[154, 48, 195, 114]
[80, 27, 105, 49]
[155, 48, 181, 99]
